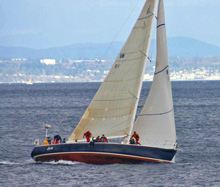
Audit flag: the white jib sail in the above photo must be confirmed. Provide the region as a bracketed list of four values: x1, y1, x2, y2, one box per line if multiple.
[69, 0, 158, 141]
[132, 0, 177, 149]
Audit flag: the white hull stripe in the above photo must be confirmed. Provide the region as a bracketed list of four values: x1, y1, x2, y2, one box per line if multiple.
[33, 151, 171, 163]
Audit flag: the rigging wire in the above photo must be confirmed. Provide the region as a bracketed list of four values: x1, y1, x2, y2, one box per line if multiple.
[137, 15, 157, 110]
[90, 0, 142, 81]
[100, 0, 141, 60]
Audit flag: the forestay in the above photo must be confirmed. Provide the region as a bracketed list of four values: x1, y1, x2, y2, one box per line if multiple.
[69, 0, 158, 141]
[132, 0, 177, 149]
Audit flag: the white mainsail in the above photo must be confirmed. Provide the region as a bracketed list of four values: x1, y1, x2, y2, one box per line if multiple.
[132, 0, 177, 149]
[69, 0, 158, 141]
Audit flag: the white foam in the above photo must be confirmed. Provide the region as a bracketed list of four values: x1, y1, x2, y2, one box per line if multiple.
[0, 161, 19, 165]
[25, 159, 36, 164]
[42, 160, 81, 165]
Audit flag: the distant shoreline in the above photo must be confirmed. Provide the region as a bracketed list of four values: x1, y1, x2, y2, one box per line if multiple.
[0, 79, 219, 85]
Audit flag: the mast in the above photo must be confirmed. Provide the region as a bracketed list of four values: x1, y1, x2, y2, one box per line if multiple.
[69, 0, 158, 142]
[132, 0, 177, 149]
[125, 0, 159, 143]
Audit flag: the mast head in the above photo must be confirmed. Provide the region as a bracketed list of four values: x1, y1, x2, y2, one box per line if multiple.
[44, 124, 51, 138]
[45, 124, 51, 129]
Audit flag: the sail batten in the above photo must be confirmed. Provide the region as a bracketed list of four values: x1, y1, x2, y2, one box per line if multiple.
[138, 14, 154, 20]
[157, 23, 165, 28]
[116, 56, 145, 62]
[139, 108, 173, 116]
[69, 0, 158, 141]
[154, 65, 169, 74]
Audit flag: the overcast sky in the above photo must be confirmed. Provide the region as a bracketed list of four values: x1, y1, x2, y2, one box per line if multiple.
[0, 0, 219, 48]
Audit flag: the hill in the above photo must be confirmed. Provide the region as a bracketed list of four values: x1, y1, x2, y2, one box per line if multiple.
[0, 37, 219, 59]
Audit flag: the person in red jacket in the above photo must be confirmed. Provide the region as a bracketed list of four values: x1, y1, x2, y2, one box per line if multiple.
[101, 134, 108, 142]
[53, 135, 61, 144]
[131, 131, 140, 144]
[83, 130, 92, 142]
[95, 136, 101, 142]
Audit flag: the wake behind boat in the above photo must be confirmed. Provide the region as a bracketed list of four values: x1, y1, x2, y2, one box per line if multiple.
[31, 0, 178, 164]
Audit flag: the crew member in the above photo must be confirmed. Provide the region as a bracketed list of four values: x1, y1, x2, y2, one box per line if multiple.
[53, 135, 62, 144]
[43, 138, 49, 145]
[131, 131, 140, 144]
[101, 134, 108, 142]
[53, 138, 59, 144]
[129, 137, 136, 144]
[83, 130, 92, 142]
[95, 136, 101, 142]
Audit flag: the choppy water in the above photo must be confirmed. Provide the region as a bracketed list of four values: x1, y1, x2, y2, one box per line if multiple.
[0, 81, 219, 187]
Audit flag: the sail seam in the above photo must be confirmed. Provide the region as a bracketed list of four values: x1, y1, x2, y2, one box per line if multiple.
[112, 118, 131, 128]
[86, 114, 129, 119]
[94, 96, 134, 102]
[104, 75, 141, 83]
[138, 13, 153, 20]
[139, 108, 173, 116]
[116, 55, 144, 63]
[157, 23, 165, 28]
[89, 105, 134, 111]
[154, 65, 169, 75]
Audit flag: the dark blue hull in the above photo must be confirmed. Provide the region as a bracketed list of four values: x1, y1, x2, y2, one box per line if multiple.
[31, 142, 176, 164]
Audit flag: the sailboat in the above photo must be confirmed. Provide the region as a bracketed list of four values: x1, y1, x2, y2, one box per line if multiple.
[31, 0, 177, 164]
[26, 77, 33, 85]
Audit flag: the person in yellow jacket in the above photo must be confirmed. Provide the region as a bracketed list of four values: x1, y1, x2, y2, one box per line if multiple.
[43, 138, 49, 145]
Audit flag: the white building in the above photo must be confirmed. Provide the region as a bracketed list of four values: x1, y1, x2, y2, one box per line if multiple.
[40, 59, 56, 65]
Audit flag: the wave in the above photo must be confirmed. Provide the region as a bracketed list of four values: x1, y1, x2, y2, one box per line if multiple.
[0, 159, 81, 166]
[39, 160, 81, 165]
[0, 161, 19, 165]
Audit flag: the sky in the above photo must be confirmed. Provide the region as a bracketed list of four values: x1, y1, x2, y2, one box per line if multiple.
[0, 0, 219, 49]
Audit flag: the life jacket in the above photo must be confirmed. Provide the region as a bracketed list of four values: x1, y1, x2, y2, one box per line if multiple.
[43, 139, 49, 145]
[103, 137, 108, 142]
[132, 133, 139, 142]
[101, 137, 108, 142]
[84, 131, 92, 137]
[130, 137, 136, 144]
[95, 137, 101, 142]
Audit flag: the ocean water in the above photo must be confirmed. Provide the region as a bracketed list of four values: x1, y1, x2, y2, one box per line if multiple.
[0, 81, 219, 187]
